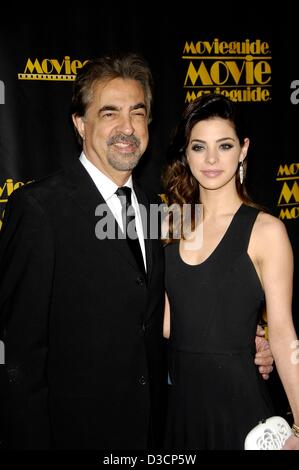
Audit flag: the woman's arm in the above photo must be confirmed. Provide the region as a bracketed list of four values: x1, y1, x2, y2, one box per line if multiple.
[257, 213, 299, 448]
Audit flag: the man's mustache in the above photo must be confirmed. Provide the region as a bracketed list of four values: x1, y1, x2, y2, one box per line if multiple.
[107, 135, 140, 147]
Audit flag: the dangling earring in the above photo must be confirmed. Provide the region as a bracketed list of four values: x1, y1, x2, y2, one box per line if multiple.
[239, 160, 244, 184]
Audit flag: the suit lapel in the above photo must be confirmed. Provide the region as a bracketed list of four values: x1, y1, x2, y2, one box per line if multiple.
[64, 160, 143, 274]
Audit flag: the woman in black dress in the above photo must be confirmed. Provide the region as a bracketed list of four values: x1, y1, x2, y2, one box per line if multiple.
[163, 94, 299, 450]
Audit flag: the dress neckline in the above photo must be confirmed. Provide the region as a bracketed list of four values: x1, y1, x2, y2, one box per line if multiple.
[178, 203, 244, 268]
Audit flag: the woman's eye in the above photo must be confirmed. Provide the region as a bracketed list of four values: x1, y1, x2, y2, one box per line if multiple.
[191, 144, 204, 152]
[220, 143, 233, 150]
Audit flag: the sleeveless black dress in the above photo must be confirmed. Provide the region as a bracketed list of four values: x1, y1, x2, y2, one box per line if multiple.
[164, 204, 275, 450]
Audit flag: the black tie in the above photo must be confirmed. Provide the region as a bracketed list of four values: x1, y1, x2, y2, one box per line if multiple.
[115, 186, 146, 277]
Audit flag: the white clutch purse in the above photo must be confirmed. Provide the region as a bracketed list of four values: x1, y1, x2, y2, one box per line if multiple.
[244, 416, 292, 450]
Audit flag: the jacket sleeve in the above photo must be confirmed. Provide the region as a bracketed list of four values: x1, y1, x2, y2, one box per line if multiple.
[0, 188, 55, 449]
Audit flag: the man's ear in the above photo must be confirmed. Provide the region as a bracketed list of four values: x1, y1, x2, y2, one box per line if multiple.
[72, 114, 85, 140]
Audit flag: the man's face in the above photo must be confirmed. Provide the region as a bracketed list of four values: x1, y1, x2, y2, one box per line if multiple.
[73, 77, 149, 183]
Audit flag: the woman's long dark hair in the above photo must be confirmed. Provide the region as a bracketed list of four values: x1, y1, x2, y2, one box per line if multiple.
[162, 93, 261, 244]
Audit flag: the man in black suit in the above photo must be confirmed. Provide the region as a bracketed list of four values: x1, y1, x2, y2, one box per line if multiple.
[0, 53, 167, 450]
[0, 53, 273, 450]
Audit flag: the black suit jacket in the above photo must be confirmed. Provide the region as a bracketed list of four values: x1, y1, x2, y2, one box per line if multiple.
[0, 159, 167, 449]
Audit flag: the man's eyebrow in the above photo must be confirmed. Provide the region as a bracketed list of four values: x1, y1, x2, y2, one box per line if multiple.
[99, 105, 119, 113]
[131, 103, 147, 111]
[99, 103, 147, 113]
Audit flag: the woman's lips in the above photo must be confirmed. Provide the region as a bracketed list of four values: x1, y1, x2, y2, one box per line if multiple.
[201, 170, 223, 177]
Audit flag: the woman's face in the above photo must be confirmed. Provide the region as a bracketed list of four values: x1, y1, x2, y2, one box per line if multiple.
[186, 117, 249, 191]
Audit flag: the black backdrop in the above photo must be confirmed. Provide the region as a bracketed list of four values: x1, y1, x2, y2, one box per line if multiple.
[0, 6, 298, 418]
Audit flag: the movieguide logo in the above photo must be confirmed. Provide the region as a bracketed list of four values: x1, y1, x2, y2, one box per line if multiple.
[183, 38, 272, 103]
[18, 56, 89, 81]
[277, 163, 299, 220]
[0, 178, 31, 230]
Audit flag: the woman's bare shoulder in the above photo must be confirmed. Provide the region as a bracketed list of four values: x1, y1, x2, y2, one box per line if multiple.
[253, 211, 291, 252]
[256, 211, 287, 233]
